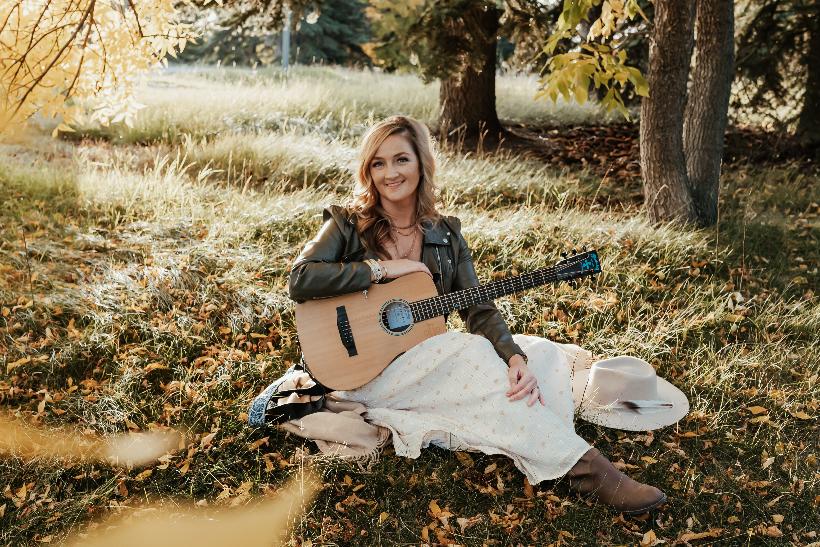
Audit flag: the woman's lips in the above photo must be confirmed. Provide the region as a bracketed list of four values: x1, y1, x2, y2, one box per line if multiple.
[384, 180, 403, 188]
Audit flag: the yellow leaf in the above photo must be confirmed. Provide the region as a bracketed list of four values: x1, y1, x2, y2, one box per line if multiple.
[428, 499, 441, 517]
[747, 406, 768, 415]
[749, 415, 770, 424]
[772, 514, 784, 523]
[789, 410, 812, 420]
[640, 530, 657, 547]
[641, 456, 658, 465]
[378, 512, 389, 525]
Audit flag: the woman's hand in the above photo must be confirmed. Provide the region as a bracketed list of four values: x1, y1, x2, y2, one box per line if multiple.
[506, 354, 544, 407]
[379, 259, 432, 280]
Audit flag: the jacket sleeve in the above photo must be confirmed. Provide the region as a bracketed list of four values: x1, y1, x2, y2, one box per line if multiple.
[449, 218, 525, 365]
[288, 207, 372, 302]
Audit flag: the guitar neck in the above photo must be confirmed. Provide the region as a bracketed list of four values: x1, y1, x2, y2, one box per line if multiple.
[410, 265, 564, 322]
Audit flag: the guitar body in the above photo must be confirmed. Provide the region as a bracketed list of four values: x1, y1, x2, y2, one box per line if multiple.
[295, 272, 447, 390]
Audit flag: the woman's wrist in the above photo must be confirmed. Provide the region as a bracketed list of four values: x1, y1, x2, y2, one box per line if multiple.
[365, 259, 386, 283]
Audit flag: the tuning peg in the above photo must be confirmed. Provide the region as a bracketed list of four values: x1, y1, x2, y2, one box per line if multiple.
[582, 245, 588, 252]
[560, 251, 568, 259]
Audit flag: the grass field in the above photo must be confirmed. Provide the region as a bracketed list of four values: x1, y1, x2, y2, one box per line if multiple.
[1, 65, 818, 545]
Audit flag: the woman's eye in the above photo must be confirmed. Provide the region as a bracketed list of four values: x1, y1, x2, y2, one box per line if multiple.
[372, 161, 383, 168]
[397, 157, 408, 163]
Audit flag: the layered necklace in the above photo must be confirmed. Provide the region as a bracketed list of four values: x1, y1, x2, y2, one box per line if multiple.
[388, 217, 420, 259]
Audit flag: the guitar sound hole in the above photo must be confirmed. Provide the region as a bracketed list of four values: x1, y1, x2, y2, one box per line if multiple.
[380, 300, 413, 335]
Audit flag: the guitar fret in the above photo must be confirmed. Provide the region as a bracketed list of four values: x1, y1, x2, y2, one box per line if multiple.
[410, 258, 586, 323]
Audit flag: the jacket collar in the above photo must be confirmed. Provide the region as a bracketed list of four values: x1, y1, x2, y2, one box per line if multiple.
[422, 218, 451, 246]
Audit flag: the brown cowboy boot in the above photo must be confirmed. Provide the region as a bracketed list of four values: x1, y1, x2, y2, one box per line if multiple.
[565, 447, 667, 515]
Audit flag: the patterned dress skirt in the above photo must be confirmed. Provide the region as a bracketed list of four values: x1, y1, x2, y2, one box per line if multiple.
[335, 331, 593, 484]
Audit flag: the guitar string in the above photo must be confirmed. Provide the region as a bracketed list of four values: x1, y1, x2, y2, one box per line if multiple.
[409, 266, 567, 322]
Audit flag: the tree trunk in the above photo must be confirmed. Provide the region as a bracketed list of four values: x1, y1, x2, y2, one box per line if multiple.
[796, 6, 820, 147]
[640, 0, 698, 224]
[683, 0, 735, 226]
[438, 3, 502, 140]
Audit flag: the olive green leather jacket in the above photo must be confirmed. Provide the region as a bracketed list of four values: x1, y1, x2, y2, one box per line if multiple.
[288, 205, 524, 365]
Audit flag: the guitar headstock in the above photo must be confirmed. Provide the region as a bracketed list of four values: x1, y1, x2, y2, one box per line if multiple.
[555, 248, 601, 283]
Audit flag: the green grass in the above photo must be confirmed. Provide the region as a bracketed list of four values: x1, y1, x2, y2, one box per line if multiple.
[1, 67, 818, 545]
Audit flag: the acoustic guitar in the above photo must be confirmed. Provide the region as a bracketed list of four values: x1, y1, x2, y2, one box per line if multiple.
[295, 250, 602, 390]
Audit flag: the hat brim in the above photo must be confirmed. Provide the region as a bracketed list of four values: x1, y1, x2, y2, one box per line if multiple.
[571, 361, 690, 431]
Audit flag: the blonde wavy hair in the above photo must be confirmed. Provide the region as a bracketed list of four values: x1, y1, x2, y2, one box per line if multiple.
[348, 115, 441, 259]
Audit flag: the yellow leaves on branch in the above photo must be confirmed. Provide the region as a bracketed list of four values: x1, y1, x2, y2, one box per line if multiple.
[0, 415, 181, 467]
[0, 0, 197, 136]
[64, 470, 320, 547]
[536, 0, 648, 119]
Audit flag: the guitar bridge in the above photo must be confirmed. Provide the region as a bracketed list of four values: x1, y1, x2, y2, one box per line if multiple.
[335, 306, 358, 357]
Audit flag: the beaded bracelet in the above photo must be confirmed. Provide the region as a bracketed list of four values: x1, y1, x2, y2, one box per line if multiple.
[365, 259, 384, 283]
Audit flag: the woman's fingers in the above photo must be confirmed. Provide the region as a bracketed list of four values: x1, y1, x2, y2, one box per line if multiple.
[508, 376, 537, 400]
[506, 368, 521, 394]
[527, 387, 539, 406]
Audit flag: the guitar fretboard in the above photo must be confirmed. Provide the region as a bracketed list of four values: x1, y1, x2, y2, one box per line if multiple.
[409, 265, 567, 322]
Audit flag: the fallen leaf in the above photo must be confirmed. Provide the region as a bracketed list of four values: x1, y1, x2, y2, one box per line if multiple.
[378, 512, 389, 525]
[200, 431, 218, 448]
[764, 525, 783, 537]
[523, 477, 534, 499]
[749, 415, 770, 424]
[789, 411, 812, 420]
[762, 457, 775, 470]
[248, 437, 269, 451]
[456, 516, 481, 533]
[429, 499, 442, 517]
[677, 528, 723, 542]
[455, 451, 474, 468]
[641, 456, 658, 465]
[143, 363, 169, 373]
[747, 406, 768, 415]
[640, 529, 657, 547]
[772, 515, 784, 524]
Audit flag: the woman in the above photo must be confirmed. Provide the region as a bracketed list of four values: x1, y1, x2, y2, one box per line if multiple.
[288, 115, 666, 515]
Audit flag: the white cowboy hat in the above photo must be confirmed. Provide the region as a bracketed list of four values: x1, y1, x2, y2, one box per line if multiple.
[572, 356, 689, 431]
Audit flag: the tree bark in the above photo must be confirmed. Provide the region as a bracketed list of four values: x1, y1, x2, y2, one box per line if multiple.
[640, 0, 698, 224]
[438, 3, 502, 140]
[683, 0, 735, 226]
[796, 6, 820, 146]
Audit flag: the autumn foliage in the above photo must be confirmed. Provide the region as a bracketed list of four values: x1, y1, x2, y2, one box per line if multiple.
[0, 0, 195, 134]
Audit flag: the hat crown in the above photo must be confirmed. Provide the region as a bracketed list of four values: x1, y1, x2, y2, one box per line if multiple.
[585, 357, 659, 405]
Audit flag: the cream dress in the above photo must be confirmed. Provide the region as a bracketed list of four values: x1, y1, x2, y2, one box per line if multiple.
[335, 331, 594, 485]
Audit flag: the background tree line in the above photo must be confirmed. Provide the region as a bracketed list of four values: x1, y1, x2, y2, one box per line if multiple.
[2, 0, 817, 227]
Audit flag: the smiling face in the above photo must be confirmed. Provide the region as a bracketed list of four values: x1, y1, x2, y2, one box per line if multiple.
[369, 132, 421, 211]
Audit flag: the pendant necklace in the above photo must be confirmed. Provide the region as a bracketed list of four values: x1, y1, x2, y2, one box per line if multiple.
[392, 227, 418, 259]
